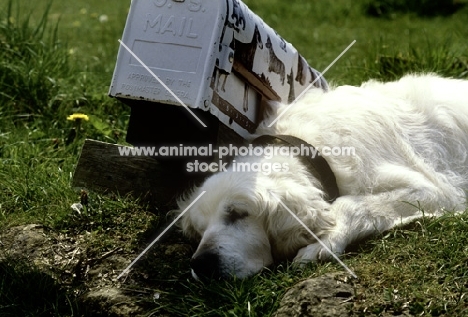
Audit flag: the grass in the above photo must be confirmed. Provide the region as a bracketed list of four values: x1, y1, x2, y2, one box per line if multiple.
[0, 0, 467, 316]
[350, 213, 468, 315]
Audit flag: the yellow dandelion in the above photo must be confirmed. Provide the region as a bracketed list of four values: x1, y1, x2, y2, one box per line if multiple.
[67, 113, 89, 121]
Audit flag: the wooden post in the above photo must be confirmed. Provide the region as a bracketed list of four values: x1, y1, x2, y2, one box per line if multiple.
[71, 139, 203, 207]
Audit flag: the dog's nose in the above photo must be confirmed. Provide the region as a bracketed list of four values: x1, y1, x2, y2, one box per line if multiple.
[190, 251, 221, 279]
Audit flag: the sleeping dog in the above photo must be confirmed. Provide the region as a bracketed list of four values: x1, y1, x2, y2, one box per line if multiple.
[176, 74, 468, 279]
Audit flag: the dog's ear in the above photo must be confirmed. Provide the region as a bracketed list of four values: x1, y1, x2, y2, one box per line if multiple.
[178, 213, 201, 240]
[260, 186, 335, 237]
[173, 188, 203, 241]
[169, 205, 201, 241]
[256, 187, 336, 261]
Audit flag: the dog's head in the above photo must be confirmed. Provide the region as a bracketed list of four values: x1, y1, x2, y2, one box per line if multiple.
[176, 159, 334, 279]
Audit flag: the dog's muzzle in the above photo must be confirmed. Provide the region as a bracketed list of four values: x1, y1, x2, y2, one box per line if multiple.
[190, 251, 222, 280]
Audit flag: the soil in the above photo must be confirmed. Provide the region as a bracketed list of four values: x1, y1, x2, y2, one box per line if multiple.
[0, 223, 193, 316]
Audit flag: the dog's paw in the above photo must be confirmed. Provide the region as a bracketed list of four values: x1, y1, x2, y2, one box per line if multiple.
[293, 241, 344, 266]
[293, 243, 326, 265]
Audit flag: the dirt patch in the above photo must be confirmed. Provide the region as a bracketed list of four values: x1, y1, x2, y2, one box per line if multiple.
[0, 224, 83, 281]
[274, 272, 355, 317]
[0, 224, 183, 316]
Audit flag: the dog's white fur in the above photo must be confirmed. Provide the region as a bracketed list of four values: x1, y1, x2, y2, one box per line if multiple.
[177, 74, 468, 279]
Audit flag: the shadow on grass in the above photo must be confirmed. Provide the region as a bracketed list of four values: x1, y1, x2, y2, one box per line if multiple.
[365, 0, 467, 17]
[0, 258, 85, 317]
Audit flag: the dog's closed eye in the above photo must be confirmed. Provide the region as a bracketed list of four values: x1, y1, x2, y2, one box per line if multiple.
[224, 206, 248, 224]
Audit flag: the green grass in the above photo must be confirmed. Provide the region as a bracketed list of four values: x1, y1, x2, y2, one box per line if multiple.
[0, 0, 468, 316]
[243, 0, 468, 85]
[350, 213, 468, 315]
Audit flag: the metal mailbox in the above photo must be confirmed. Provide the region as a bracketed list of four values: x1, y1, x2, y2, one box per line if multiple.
[109, 0, 327, 139]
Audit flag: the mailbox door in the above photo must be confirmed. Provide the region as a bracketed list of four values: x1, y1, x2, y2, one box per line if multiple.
[109, 0, 225, 110]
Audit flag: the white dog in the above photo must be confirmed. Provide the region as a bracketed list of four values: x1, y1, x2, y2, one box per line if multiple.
[176, 74, 468, 279]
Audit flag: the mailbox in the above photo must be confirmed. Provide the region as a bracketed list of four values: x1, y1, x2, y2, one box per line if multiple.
[109, 0, 327, 142]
